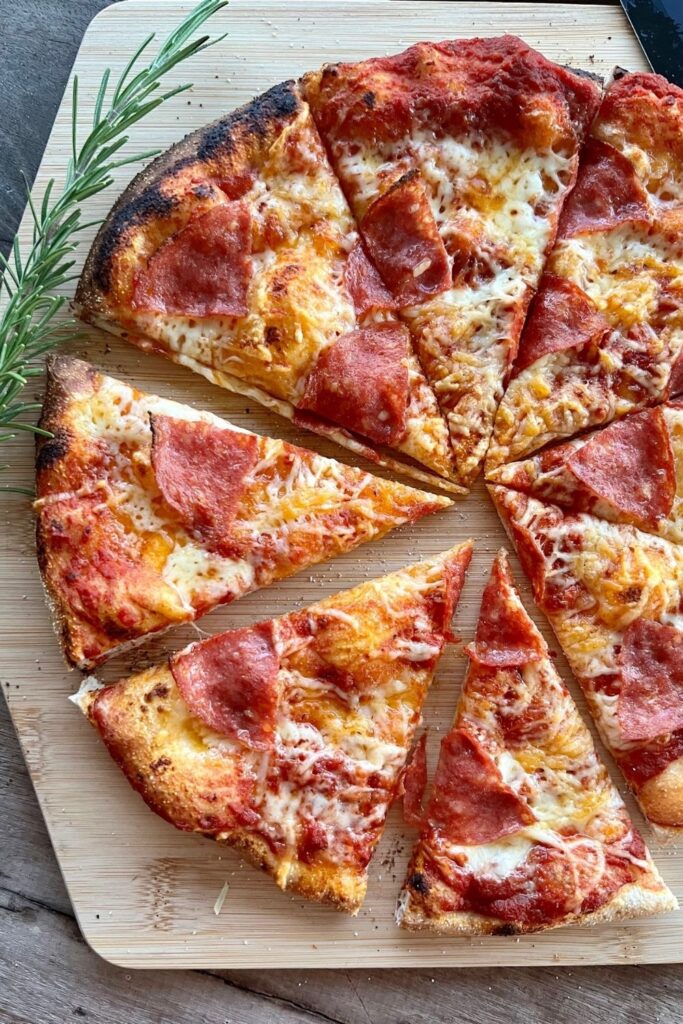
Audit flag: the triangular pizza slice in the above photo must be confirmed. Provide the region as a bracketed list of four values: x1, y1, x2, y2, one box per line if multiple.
[304, 36, 600, 485]
[397, 550, 675, 935]
[74, 81, 458, 491]
[488, 401, 683, 544]
[75, 544, 473, 913]
[491, 485, 683, 833]
[35, 357, 452, 668]
[488, 72, 683, 471]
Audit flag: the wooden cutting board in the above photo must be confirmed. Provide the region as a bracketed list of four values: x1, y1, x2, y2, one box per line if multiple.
[5, 0, 681, 970]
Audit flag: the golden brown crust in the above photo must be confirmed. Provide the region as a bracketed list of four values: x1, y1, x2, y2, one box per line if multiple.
[35, 354, 101, 498]
[639, 756, 683, 831]
[75, 80, 301, 319]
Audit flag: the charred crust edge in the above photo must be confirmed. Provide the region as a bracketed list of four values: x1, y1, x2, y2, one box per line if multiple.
[76, 80, 299, 301]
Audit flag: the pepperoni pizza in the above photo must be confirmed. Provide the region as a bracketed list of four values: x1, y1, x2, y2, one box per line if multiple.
[75, 544, 473, 913]
[397, 551, 675, 934]
[74, 81, 459, 493]
[491, 486, 683, 832]
[488, 71, 683, 471]
[303, 36, 601, 485]
[35, 357, 451, 669]
[488, 402, 683, 544]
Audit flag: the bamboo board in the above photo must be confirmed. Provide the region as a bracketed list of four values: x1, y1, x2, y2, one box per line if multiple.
[5, 0, 681, 969]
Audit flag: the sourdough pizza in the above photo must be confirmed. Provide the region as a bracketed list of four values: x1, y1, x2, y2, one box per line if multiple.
[397, 550, 675, 935]
[74, 81, 458, 491]
[35, 357, 451, 668]
[303, 36, 601, 485]
[491, 486, 683, 832]
[75, 545, 473, 913]
[489, 72, 683, 470]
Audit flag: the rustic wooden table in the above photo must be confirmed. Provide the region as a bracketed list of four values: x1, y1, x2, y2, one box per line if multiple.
[3, 1, 683, 1021]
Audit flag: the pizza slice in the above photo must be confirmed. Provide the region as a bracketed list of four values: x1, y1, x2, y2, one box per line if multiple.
[74, 544, 473, 913]
[397, 550, 675, 935]
[488, 72, 683, 471]
[488, 401, 683, 544]
[74, 80, 458, 491]
[303, 36, 601, 485]
[490, 484, 683, 832]
[35, 357, 452, 669]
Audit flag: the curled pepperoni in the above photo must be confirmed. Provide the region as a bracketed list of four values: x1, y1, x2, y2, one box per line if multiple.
[170, 622, 280, 750]
[150, 415, 258, 557]
[557, 138, 650, 239]
[513, 275, 611, 376]
[567, 408, 675, 530]
[298, 323, 410, 446]
[426, 729, 535, 844]
[360, 171, 451, 307]
[465, 550, 545, 667]
[133, 202, 252, 317]
[617, 618, 683, 743]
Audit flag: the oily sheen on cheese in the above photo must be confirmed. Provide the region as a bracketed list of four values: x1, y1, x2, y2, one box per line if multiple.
[78, 545, 473, 912]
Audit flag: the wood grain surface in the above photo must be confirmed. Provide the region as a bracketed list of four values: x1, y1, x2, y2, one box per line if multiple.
[4, 0, 683, 1020]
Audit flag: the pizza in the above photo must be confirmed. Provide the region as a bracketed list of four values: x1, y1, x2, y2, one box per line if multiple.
[303, 36, 601, 485]
[397, 550, 675, 934]
[73, 80, 459, 493]
[74, 544, 473, 913]
[488, 71, 683, 471]
[488, 402, 683, 545]
[490, 485, 683, 832]
[35, 356, 452, 669]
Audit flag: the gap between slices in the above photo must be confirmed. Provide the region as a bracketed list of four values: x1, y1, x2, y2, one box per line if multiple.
[397, 550, 676, 935]
[73, 544, 473, 914]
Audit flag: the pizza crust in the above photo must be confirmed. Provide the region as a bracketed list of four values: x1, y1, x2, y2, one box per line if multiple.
[639, 756, 683, 833]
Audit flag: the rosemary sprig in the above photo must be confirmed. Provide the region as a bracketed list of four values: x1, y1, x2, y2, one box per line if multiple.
[0, 0, 228, 492]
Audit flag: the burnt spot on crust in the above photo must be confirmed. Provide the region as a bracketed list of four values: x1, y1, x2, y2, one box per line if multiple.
[492, 922, 519, 936]
[197, 80, 299, 161]
[363, 90, 376, 108]
[36, 429, 71, 475]
[563, 64, 604, 87]
[409, 871, 430, 895]
[145, 682, 170, 702]
[150, 756, 172, 773]
[91, 186, 177, 293]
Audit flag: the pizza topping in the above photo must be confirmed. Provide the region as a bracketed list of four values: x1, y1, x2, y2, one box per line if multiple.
[170, 622, 280, 750]
[668, 350, 683, 399]
[619, 730, 683, 789]
[298, 323, 410, 445]
[343, 240, 397, 315]
[360, 171, 451, 306]
[617, 619, 683, 743]
[401, 732, 428, 828]
[566, 408, 676, 529]
[558, 138, 650, 239]
[426, 729, 535, 845]
[465, 551, 545, 667]
[132, 202, 252, 317]
[150, 414, 258, 557]
[513, 275, 611, 375]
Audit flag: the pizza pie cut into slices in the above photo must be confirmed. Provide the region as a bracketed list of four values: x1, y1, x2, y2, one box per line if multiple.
[490, 485, 683, 832]
[488, 401, 683, 544]
[488, 72, 683, 471]
[397, 550, 675, 935]
[303, 36, 601, 485]
[75, 544, 473, 913]
[35, 357, 453, 669]
[74, 80, 458, 491]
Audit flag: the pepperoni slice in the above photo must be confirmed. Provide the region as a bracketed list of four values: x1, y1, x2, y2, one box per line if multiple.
[426, 729, 535, 845]
[360, 171, 451, 307]
[298, 323, 410, 446]
[401, 733, 428, 828]
[668, 350, 683, 399]
[170, 622, 280, 750]
[344, 241, 397, 316]
[132, 202, 252, 317]
[617, 619, 683, 743]
[566, 408, 675, 529]
[557, 138, 650, 240]
[465, 551, 545, 668]
[150, 415, 258, 557]
[513, 275, 611, 376]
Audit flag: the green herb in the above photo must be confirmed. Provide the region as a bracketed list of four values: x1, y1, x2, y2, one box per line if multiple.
[0, 0, 228, 492]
